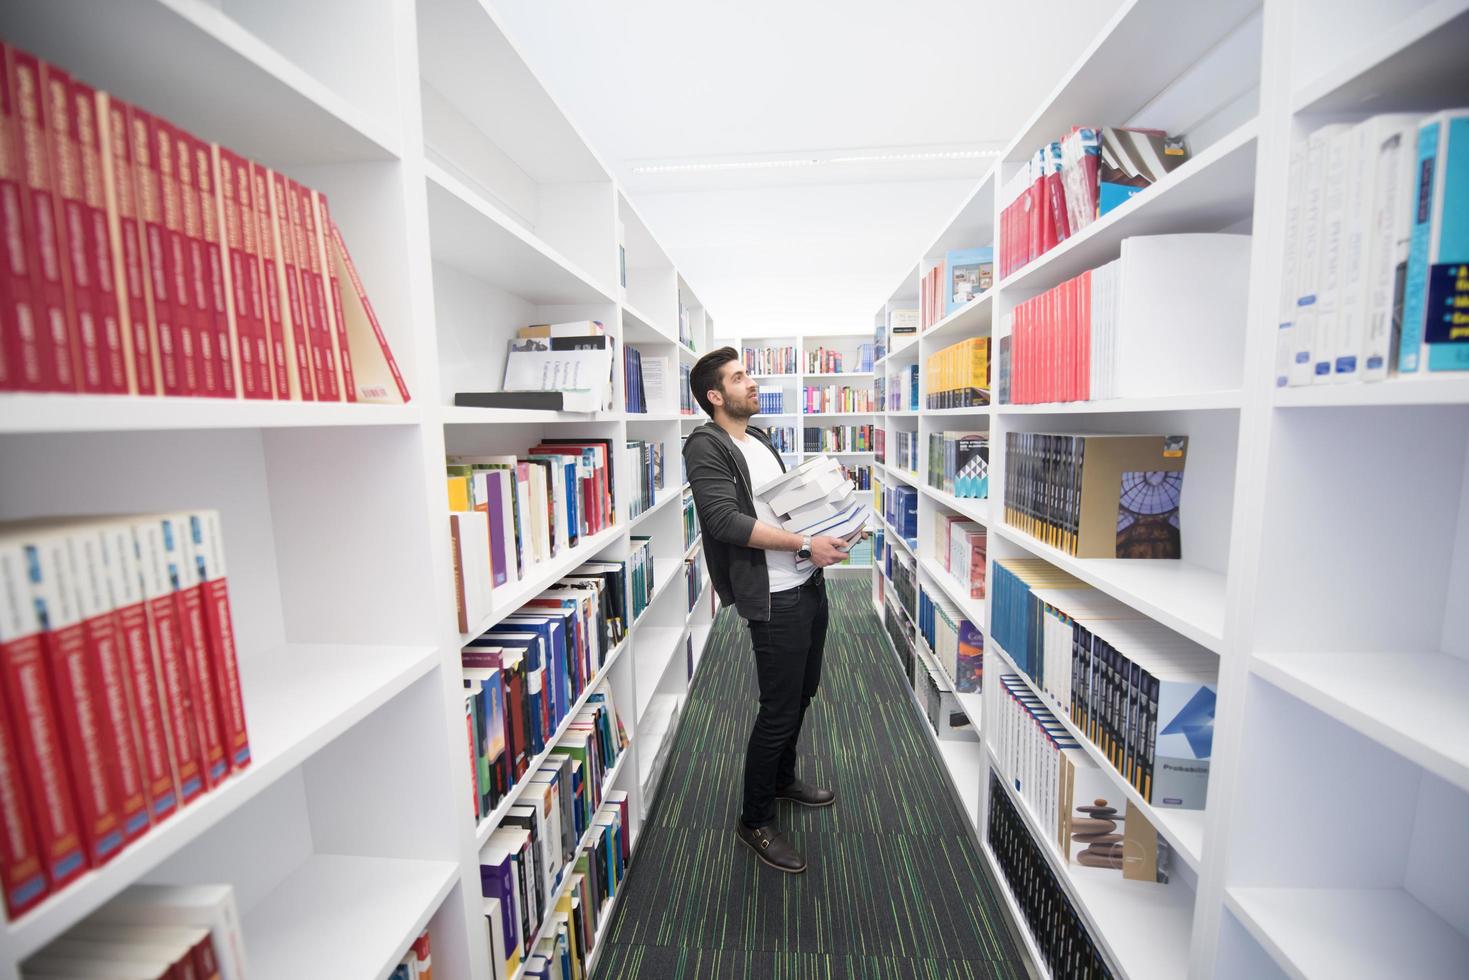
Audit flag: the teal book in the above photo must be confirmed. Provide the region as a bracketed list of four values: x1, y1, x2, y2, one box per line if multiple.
[1401, 111, 1469, 372]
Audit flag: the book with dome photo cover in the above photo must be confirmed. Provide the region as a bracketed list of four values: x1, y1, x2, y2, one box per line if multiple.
[1003, 432, 1187, 559]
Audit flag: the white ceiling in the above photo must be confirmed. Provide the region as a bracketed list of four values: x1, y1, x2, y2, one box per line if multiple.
[489, 0, 1127, 335]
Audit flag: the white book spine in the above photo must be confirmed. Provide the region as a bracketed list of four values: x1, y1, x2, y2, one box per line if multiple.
[1312, 127, 1353, 384]
[1290, 126, 1342, 386]
[1334, 122, 1375, 382]
[1362, 122, 1419, 381]
[1275, 139, 1308, 387]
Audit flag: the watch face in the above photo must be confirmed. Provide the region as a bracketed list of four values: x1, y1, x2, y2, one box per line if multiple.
[797, 546, 812, 560]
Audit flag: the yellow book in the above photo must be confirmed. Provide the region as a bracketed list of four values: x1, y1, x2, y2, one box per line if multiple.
[447, 475, 471, 512]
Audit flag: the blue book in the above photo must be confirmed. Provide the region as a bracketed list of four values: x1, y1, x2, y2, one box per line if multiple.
[1400, 111, 1469, 373]
[944, 247, 995, 315]
[504, 616, 565, 732]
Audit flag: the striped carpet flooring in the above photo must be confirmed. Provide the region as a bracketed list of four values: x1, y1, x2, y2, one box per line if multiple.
[592, 576, 1031, 979]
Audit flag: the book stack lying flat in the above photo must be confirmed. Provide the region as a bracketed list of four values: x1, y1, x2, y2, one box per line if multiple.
[0, 514, 249, 921]
[32, 882, 247, 980]
[752, 455, 874, 572]
[0, 41, 408, 402]
[918, 583, 983, 692]
[459, 321, 614, 413]
[481, 786, 630, 980]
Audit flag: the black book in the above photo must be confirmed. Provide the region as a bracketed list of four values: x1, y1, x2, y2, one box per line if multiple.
[455, 390, 601, 412]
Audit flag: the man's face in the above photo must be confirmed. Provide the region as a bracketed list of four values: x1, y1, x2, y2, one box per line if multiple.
[714, 359, 760, 420]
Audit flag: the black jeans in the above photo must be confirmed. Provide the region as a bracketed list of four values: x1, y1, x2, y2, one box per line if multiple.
[741, 569, 829, 828]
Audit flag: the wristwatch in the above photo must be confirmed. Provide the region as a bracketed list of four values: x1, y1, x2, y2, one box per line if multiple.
[796, 535, 812, 562]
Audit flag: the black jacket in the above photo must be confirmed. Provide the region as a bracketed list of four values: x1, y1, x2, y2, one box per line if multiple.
[682, 421, 787, 622]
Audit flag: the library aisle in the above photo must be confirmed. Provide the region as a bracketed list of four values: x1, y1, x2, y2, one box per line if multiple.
[591, 577, 1028, 979]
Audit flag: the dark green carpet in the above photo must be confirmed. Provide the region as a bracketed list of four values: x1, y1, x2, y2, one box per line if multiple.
[592, 577, 1031, 979]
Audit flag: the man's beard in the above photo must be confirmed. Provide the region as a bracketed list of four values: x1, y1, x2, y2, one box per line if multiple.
[722, 387, 758, 420]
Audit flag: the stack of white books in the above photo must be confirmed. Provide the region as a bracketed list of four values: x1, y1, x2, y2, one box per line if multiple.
[754, 455, 874, 571]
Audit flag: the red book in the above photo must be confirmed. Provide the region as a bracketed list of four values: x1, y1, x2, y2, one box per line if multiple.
[313, 192, 354, 401]
[159, 514, 229, 788]
[215, 146, 269, 399]
[250, 163, 287, 399]
[98, 93, 158, 396]
[148, 114, 195, 395]
[0, 694, 49, 917]
[192, 136, 235, 398]
[22, 526, 128, 868]
[64, 527, 151, 845]
[173, 127, 219, 397]
[268, 169, 313, 400]
[0, 47, 47, 391]
[289, 179, 337, 400]
[6, 47, 76, 391]
[1047, 145, 1071, 248]
[67, 79, 128, 394]
[187, 511, 249, 772]
[0, 535, 87, 893]
[95, 519, 177, 824]
[132, 517, 206, 806]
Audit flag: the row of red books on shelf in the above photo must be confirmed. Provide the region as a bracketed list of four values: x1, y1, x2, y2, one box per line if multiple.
[0, 512, 248, 921]
[0, 40, 408, 402]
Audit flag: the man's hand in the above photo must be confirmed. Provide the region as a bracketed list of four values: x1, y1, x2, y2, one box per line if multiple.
[809, 535, 850, 568]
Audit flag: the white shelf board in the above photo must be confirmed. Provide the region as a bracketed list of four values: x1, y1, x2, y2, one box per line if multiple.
[936, 739, 984, 828]
[440, 405, 622, 425]
[882, 519, 916, 557]
[803, 372, 875, 379]
[918, 557, 987, 630]
[954, 689, 983, 728]
[0, 395, 422, 434]
[1, 642, 439, 960]
[1291, 0, 1469, 115]
[886, 409, 920, 417]
[989, 638, 1205, 871]
[995, 390, 1242, 414]
[885, 339, 921, 362]
[991, 522, 1227, 655]
[1226, 886, 1469, 980]
[920, 486, 991, 526]
[626, 412, 684, 422]
[922, 292, 994, 347]
[244, 854, 458, 980]
[475, 636, 632, 844]
[621, 303, 674, 345]
[425, 160, 614, 305]
[997, 118, 1258, 297]
[1250, 649, 1469, 792]
[461, 525, 625, 641]
[683, 534, 703, 560]
[634, 626, 691, 723]
[1273, 374, 1469, 409]
[0, 0, 401, 166]
[925, 405, 992, 417]
[882, 465, 921, 488]
[803, 411, 877, 419]
[628, 484, 683, 530]
[750, 373, 800, 380]
[988, 745, 1196, 980]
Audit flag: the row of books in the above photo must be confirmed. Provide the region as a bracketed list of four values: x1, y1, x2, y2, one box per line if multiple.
[24, 883, 246, 979]
[678, 288, 693, 349]
[803, 384, 875, 414]
[921, 247, 995, 329]
[873, 374, 886, 411]
[461, 578, 631, 822]
[883, 483, 918, 546]
[489, 322, 617, 413]
[926, 337, 990, 408]
[1280, 110, 1469, 386]
[447, 442, 619, 631]
[993, 559, 1216, 809]
[483, 785, 630, 980]
[993, 678, 1170, 883]
[627, 440, 666, 519]
[752, 456, 872, 571]
[887, 364, 919, 411]
[764, 424, 797, 453]
[935, 513, 987, 601]
[917, 583, 983, 693]
[892, 430, 919, 475]
[1003, 432, 1189, 560]
[835, 462, 872, 491]
[743, 345, 797, 376]
[911, 641, 977, 742]
[0, 513, 249, 921]
[681, 490, 697, 552]
[883, 593, 916, 682]
[756, 385, 786, 415]
[1001, 235, 1249, 405]
[873, 322, 888, 362]
[624, 345, 662, 413]
[0, 42, 407, 402]
[804, 344, 875, 374]
[686, 553, 706, 611]
[887, 544, 917, 622]
[988, 772, 1113, 979]
[802, 423, 873, 453]
[390, 930, 435, 980]
[679, 363, 695, 415]
[928, 432, 989, 500]
[874, 427, 886, 464]
[999, 126, 1190, 279]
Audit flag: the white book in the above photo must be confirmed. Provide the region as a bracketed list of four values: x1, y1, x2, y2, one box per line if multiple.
[642, 355, 670, 408]
[1275, 137, 1308, 387]
[768, 468, 847, 516]
[484, 897, 509, 980]
[1290, 124, 1352, 385]
[751, 454, 828, 501]
[1362, 119, 1422, 381]
[1311, 126, 1356, 384]
[90, 884, 248, 980]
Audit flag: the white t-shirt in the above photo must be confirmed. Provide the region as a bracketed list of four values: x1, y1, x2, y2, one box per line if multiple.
[734, 432, 813, 594]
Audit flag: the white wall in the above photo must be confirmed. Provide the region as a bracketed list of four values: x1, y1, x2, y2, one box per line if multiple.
[639, 179, 972, 340]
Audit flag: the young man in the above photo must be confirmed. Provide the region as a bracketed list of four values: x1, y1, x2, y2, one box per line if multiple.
[683, 347, 850, 873]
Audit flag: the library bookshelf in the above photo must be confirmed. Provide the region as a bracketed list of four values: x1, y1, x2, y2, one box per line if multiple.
[869, 1, 1469, 978]
[718, 330, 879, 569]
[0, 2, 715, 978]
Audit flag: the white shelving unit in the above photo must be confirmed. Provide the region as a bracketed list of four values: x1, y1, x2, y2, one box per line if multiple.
[0, 2, 718, 978]
[866, 1, 1469, 978]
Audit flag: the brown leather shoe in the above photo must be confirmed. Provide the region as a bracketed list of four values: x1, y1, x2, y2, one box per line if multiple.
[775, 778, 835, 808]
[735, 821, 806, 873]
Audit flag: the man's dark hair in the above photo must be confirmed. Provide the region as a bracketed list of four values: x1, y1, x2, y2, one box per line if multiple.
[690, 346, 742, 418]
